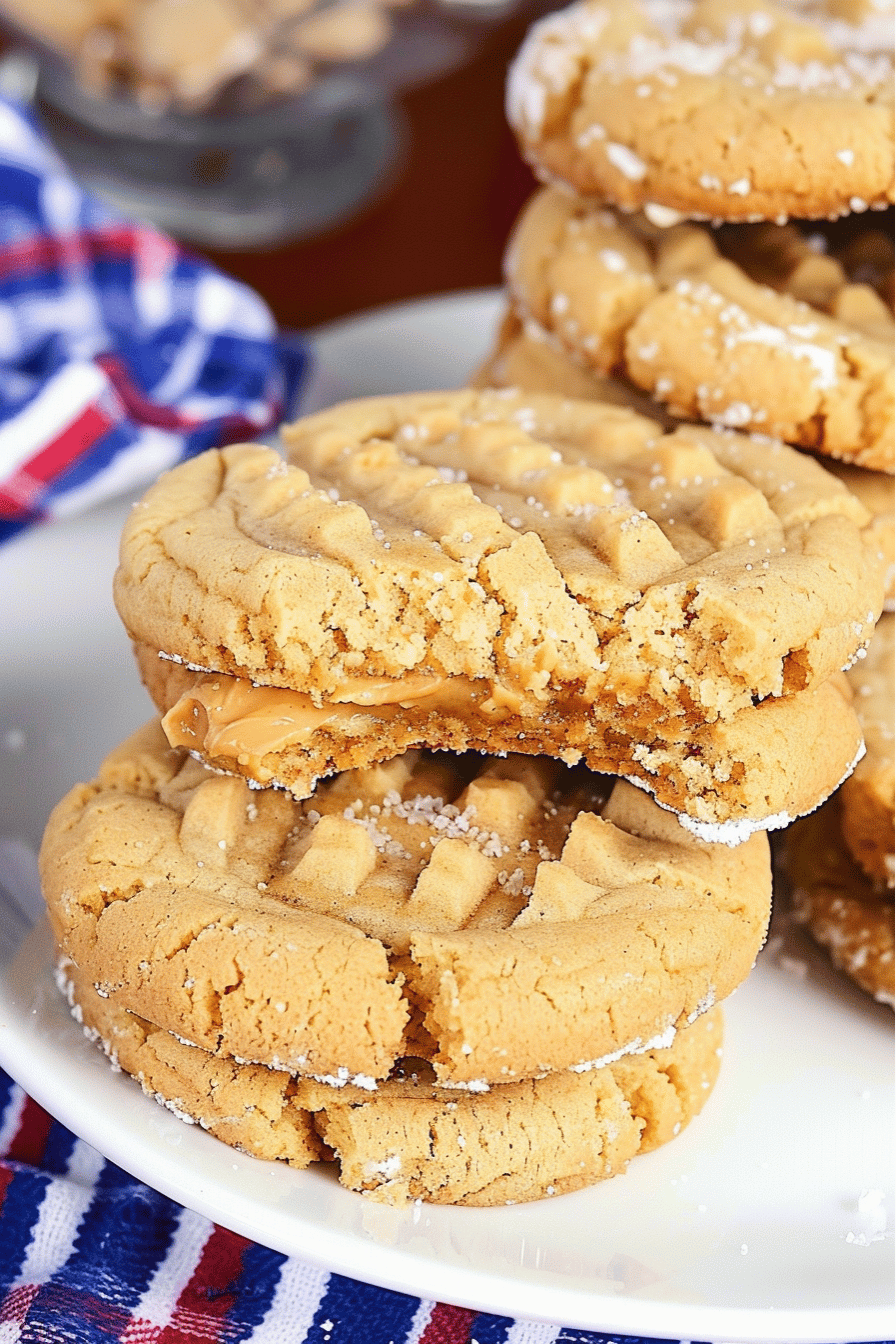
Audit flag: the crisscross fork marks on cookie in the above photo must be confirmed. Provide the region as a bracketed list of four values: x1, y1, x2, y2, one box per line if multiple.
[41, 722, 770, 1086]
[45, 735, 409, 1081]
[115, 391, 885, 724]
[270, 750, 574, 950]
[281, 391, 882, 703]
[406, 774, 766, 1083]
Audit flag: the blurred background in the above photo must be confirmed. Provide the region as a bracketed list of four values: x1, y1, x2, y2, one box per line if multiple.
[0, 0, 545, 327]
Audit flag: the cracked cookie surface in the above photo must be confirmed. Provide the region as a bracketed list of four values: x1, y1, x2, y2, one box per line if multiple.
[60, 951, 724, 1205]
[40, 721, 769, 1088]
[505, 189, 894, 468]
[507, 0, 894, 223]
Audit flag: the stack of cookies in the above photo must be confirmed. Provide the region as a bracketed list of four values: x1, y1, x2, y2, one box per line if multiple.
[490, 0, 895, 1003]
[41, 381, 885, 1204]
[39, 0, 892, 1206]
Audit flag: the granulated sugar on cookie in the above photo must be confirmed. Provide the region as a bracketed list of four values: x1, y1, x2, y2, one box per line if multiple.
[113, 390, 885, 840]
[504, 188, 893, 469]
[40, 721, 770, 1088]
[507, 0, 894, 224]
[59, 953, 725, 1205]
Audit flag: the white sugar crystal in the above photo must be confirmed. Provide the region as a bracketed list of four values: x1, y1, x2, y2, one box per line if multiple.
[577, 123, 607, 147]
[606, 142, 648, 181]
[365, 1153, 402, 1179]
[716, 401, 754, 427]
[569, 1021, 677, 1073]
[643, 202, 686, 227]
[311, 1066, 378, 1090]
[723, 318, 838, 389]
[600, 248, 629, 272]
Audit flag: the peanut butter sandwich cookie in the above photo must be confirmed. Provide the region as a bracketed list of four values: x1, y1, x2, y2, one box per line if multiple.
[785, 614, 894, 1004]
[114, 390, 885, 840]
[40, 721, 770, 1089]
[59, 955, 724, 1205]
[505, 188, 894, 469]
[786, 795, 894, 1007]
[143, 649, 862, 848]
[507, 0, 894, 224]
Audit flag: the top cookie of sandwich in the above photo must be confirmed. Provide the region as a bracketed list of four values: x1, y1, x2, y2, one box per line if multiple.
[114, 390, 885, 733]
[507, 0, 894, 223]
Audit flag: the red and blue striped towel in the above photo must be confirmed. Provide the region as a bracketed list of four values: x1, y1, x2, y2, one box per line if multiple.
[0, 98, 307, 545]
[0, 1067, 706, 1344]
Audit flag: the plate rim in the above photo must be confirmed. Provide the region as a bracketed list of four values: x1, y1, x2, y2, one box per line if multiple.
[0, 920, 892, 1344]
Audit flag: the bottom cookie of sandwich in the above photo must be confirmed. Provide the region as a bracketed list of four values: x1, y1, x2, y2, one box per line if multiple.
[58, 955, 723, 1206]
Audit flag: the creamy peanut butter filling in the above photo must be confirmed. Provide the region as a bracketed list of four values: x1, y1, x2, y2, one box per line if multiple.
[330, 673, 445, 707]
[160, 671, 522, 778]
[151, 650, 865, 841]
[163, 678, 346, 776]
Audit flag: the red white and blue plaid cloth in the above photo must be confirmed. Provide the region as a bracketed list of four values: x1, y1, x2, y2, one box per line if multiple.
[0, 96, 307, 544]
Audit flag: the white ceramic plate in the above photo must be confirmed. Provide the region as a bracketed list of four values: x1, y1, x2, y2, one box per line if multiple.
[0, 292, 892, 1344]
